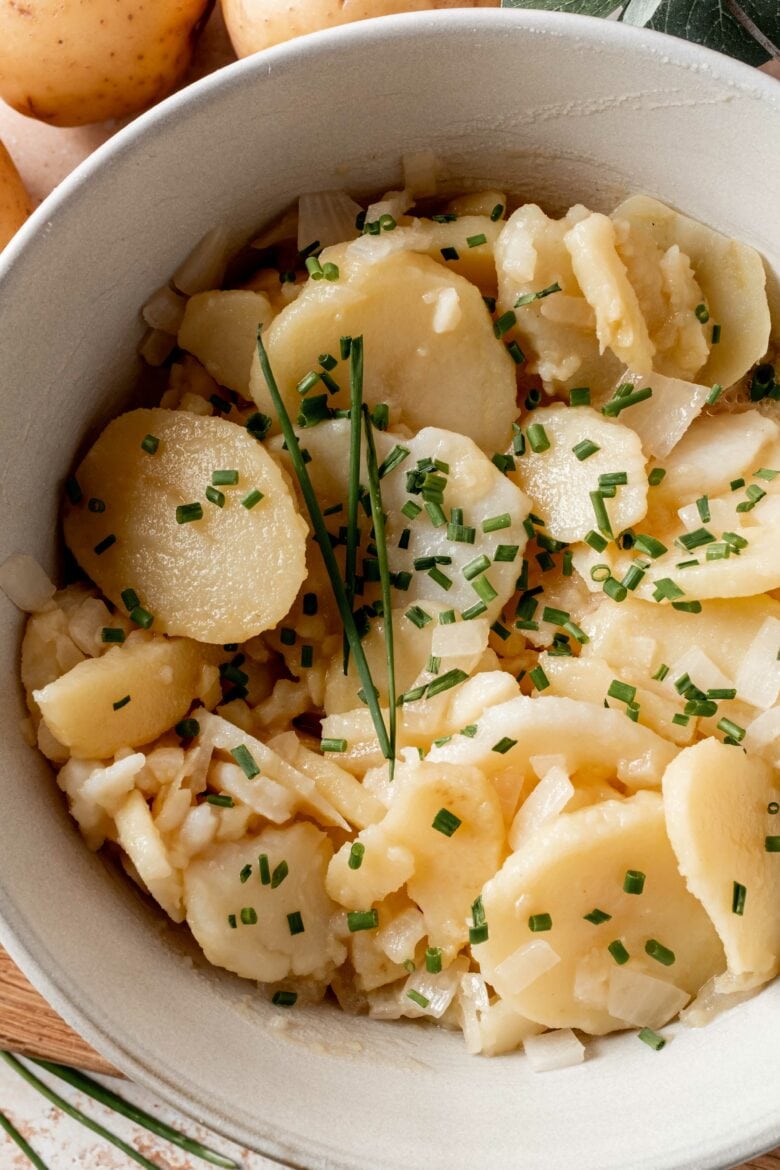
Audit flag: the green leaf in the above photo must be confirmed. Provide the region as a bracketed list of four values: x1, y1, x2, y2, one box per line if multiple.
[501, 0, 780, 67]
[501, 0, 619, 14]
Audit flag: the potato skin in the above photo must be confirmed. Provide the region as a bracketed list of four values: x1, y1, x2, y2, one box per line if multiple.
[0, 139, 31, 249]
[0, 0, 213, 127]
[222, 0, 498, 58]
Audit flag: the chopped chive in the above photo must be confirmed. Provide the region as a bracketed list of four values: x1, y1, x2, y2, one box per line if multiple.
[494, 544, 519, 563]
[706, 383, 724, 405]
[428, 566, 452, 590]
[230, 744, 260, 779]
[483, 295, 497, 312]
[492, 453, 516, 474]
[378, 445, 410, 478]
[257, 854, 271, 885]
[731, 881, 747, 915]
[608, 940, 630, 965]
[205, 485, 225, 507]
[672, 713, 690, 727]
[471, 575, 498, 604]
[426, 668, 468, 698]
[467, 232, 488, 248]
[493, 310, 517, 338]
[645, 939, 675, 966]
[300, 644, 314, 668]
[527, 423, 550, 453]
[677, 528, 715, 551]
[406, 605, 433, 629]
[209, 393, 231, 413]
[239, 864, 252, 884]
[653, 578, 685, 603]
[348, 842, 365, 870]
[402, 499, 422, 520]
[407, 989, 430, 1009]
[528, 913, 552, 932]
[590, 491, 613, 538]
[240, 489, 264, 511]
[246, 411, 272, 440]
[287, 911, 305, 935]
[585, 529, 608, 553]
[65, 476, 83, 504]
[320, 738, 347, 753]
[240, 906, 257, 925]
[101, 627, 125, 644]
[302, 592, 318, 616]
[572, 439, 600, 461]
[515, 282, 561, 307]
[648, 467, 666, 486]
[623, 870, 646, 895]
[717, 717, 745, 743]
[603, 577, 628, 602]
[339, 336, 352, 360]
[767, 801, 779, 814]
[423, 946, 443, 974]
[652, 663, 670, 681]
[694, 302, 710, 323]
[440, 246, 460, 261]
[87, 497, 106, 514]
[765, 836, 780, 852]
[227, 913, 237, 928]
[448, 522, 476, 543]
[490, 203, 505, 221]
[206, 794, 234, 808]
[599, 472, 628, 489]
[608, 680, 636, 704]
[112, 695, 131, 711]
[584, 908, 612, 925]
[271, 860, 289, 888]
[129, 605, 153, 629]
[569, 387, 591, 406]
[490, 621, 511, 641]
[93, 534, 116, 555]
[507, 340, 526, 364]
[638, 1027, 666, 1051]
[602, 386, 653, 416]
[322, 262, 340, 281]
[492, 737, 517, 754]
[529, 665, 549, 692]
[483, 513, 511, 533]
[621, 563, 646, 591]
[672, 600, 702, 613]
[272, 990, 297, 1007]
[212, 469, 239, 486]
[591, 564, 611, 582]
[463, 553, 491, 580]
[432, 807, 462, 836]
[176, 502, 203, 525]
[347, 909, 379, 932]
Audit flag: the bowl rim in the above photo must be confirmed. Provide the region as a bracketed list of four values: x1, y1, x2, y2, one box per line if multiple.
[0, 9, 779, 1169]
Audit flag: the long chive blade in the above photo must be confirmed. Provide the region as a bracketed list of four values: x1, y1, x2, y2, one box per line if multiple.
[363, 405, 396, 775]
[0, 1051, 163, 1170]
[28, 1059, 239, 1169]
[344, 336, 364, 672]
[256, 329, 391, 759]
[0, 1107, 50, 1170]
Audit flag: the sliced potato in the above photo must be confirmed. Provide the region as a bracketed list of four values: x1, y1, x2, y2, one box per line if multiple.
[114, 788, 184, 921]
[250, 249, 518, 452]
[63, 409, 307, 644]
[177, 290, 274, 397]
[268, 731, 386, 830]
[326, 759, 506, 955]
[613, 196, 771, 389]
[184, 824, 346, 982]
[478, 792, 724, 1032]
[348, 214, 503, 290]
[663, 737, 780, 983]
[34, 636, 213, 760]
[510, 404, 647, 542]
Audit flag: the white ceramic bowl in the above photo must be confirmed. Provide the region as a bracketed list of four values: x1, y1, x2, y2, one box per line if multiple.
[1, 11, 778, 1170]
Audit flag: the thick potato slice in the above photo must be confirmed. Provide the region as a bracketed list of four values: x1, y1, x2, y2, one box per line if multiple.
[0, 139, 31, 250]
[326, 759, 506, 955]
[510, 404, 648, 542]
[250, 250, 518, 453]
[34, 636, 214, 760]
[0, 0, 210, 126]
[613, 196, 771, 390]
[184, 824, 347, 982]
[64, 409, 307, 644]
[478, 792, 724, 1032]
[178, 290, 274, 397]
[664, 739, 780, 985]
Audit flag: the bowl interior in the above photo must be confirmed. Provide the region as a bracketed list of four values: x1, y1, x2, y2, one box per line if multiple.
[0, 11, 779, 1170]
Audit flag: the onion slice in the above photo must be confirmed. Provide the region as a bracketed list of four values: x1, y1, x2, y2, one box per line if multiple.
[607, 967, 690, 1028]
[172, 226, 230, 295]
[611, 370, 710, 458]
[495, 939, 561, 992]
[735, 617, 780, 709]
[0, 553, 56, 612]
[297, 190, 363, 252]
[524, 1029, 585, 1072]
[509, 765, 574, 851]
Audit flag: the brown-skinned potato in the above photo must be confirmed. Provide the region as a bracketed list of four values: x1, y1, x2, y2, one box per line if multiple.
[0, 139, 31, 249]
[221, 0, 498, 58]
[0, 0, 214, 127]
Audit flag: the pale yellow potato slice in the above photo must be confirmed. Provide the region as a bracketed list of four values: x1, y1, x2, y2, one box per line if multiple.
[663, 738, 779, 985]
[184, 823, 347, 983]
[326, 759, 505, 955]
[613, 196, 771, 390]
[64, 409, 307, 644]
[250, 249, 517, 453]
[510, 404, 648, 542]
[478, 791, 724, 1033]
[34, 636, 214, 760]
[178, 289, 274, 397]
[347, 215, 502, 290]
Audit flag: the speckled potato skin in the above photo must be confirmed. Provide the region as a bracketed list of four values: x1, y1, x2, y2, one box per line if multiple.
[0, 139, 31, 249]
[0, 0, 213, 127]
[222, 0, 498, 58]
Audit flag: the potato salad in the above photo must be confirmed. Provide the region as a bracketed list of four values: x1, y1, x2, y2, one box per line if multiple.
[17, 171, 780, 1063]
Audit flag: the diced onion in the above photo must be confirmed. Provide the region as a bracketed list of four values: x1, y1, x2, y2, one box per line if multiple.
[250, 205, 299, 251]
[367, 985, 406, 1020]
[365, 189, 414, 224]
[524, 1028, 585, 1072]
[607, 967, 690, 1028]
[495, 939, 561, 992]
[142, 285, 188, 334]
[680, 975, 761, 1028]
[509, 765, 574, 851]
[431, 618, 489, 659]
[139, 328, 176, 367]
[743, 706, 780, 765]
[616, 370, 710, 458]
[82, 754, 146, 816]
[0, 553, 56, 612]
[402, 150, 438, 197]
[375, 906, 426, 964]
[734, 617, 780, 708]
[461, 972, 490, 1012]
[297, 190, 363, 252]
[666, 647, 733, 694]
[172, 226, 230, 295]
[403, 961, 464, 1019]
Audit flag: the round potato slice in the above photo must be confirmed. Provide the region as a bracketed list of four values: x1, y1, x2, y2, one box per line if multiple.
[64, 409, 307, 643]
[478, 791, 724, 1033]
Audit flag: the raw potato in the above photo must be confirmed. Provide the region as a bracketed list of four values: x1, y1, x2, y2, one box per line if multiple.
[0, 0, 211, 126]
[178, 290, 274, 397]
[63, 409, 307, 644]
[326, 759, 505, 954]
[251, 250, 518, 453]
[478, 792, 724, 1032]
[663, 738, 780, 984]
[510, 404, 648, 542]
[0, 140, 31, 250]
[184, 824, 347, 982]
[222, 0, 498, 58]
[34, 636, 215, 760]
[613, 196, 771, 390]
